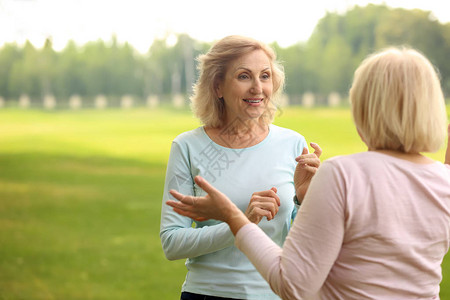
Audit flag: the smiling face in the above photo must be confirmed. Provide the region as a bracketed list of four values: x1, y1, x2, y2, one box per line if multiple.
[216, 49, 273, 125]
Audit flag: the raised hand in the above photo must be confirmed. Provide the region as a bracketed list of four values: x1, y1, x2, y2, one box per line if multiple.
[294, 142, 322, 203]
[245, 187, 280, 223]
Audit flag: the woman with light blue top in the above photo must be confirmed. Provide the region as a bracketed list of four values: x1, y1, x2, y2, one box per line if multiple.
[160, 35, 321, 300]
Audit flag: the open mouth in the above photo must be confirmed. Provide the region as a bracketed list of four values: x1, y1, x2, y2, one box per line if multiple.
[243, 99, 263, 104]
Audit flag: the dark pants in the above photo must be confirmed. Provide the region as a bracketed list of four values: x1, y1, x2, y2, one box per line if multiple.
[180, 291, 243, 300]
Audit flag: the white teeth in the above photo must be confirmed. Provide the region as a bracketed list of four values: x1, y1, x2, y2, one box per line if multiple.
[244, 99, 262, 103]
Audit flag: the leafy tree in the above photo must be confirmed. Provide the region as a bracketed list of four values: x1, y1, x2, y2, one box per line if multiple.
[39, 38, 57, 96]
[0, 43, 21, 98]
[54, 40, 87, 98]
[9, 41, 40, 98]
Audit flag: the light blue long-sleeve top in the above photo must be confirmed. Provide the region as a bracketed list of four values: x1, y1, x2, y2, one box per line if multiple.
[160, 124, 306, 299]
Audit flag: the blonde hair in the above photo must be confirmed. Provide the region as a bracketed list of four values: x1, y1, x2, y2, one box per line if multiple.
[190, 35, 285, 128]
[350, 47, 447, 153]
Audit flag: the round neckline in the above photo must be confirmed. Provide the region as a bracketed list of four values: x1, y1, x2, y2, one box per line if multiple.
[201, 124, 273, 151]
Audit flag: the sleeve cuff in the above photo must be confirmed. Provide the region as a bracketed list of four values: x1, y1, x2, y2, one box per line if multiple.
[235, 223, 259, 248]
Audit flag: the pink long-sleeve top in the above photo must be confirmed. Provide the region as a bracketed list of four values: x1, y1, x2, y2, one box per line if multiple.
[236, 152, 450, 300]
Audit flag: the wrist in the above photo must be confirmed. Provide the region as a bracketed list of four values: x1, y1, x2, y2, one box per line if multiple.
[226, 206, 251, 236]
[294, 188, 304, 203]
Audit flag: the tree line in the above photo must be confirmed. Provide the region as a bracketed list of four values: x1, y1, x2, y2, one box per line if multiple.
[0, 4, 449, 105]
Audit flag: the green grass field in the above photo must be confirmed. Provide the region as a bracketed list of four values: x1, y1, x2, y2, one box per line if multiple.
[0, 106, 449, 299]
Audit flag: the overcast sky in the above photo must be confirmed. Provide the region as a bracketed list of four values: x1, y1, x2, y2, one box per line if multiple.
[1, 0, 449, 53]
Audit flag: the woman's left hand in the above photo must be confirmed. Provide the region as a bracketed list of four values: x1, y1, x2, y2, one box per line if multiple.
[167, 176, 239, 223]
[167, 176, 251, 235]
[294, 142, 322, 204]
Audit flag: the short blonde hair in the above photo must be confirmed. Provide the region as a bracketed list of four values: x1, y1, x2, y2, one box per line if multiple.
[350, 47, 447, 153]
[190, 35, 285, 128]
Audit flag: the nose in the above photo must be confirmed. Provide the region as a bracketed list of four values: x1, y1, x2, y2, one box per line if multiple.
[250, 78, 262, 94]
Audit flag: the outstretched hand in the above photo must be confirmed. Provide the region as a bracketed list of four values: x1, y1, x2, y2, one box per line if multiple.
[166, 176, 251, 235]
[445, 124, 450, 165]
[167, 176, 233, 222]
[294, 142, 322, 203]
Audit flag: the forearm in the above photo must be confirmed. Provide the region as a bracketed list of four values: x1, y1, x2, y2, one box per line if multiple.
[160, 220, 235, 260]
[235, 224, 286, 294]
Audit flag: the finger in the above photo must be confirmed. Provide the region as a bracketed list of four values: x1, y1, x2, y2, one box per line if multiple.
[166, 200, 192, 211]
[299, 165, 318, 174]
[310, 142, 322, 158]
[296, 157, 321, 167]
[445, 124, 450, 165]
[169, 189, 195, 205]
[295, 147, 308, 161]
[260, 201, 279, 217]
[248, 197, 280, 215]
[250, 206, 276, 221]
[301, 146, 308, 155]
[270, 187, 280, 205]
[296, 152, 317, 162]
[194, 176, 221, 196]
[251, 190, 280, 206]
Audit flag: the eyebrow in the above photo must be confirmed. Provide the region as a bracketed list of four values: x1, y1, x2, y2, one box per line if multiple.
[235, 67, 271, 73]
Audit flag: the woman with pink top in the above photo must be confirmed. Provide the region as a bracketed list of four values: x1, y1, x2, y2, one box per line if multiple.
[167, 47, 450, 299]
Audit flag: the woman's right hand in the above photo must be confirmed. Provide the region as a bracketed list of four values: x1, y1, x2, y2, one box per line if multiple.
[244, 188, 280, 224]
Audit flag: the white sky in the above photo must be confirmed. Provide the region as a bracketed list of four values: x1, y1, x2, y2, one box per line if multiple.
[1, 0, 449, 53]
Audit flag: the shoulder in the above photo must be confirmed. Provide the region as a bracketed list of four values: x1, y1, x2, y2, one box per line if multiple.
[169, 127, 208, 156]
[435, 162, 450, 178]
[172, 127, 205, 145]
[319, 152, 372, 176]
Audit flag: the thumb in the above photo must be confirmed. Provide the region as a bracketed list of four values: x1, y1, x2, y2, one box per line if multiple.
[301, 146, 308, 155]
[271, 187, 277, 193]
[295, 147, 309, 162]
[194, 176, 220, 196]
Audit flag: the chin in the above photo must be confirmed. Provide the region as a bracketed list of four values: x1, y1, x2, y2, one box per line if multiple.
[245, 111, 264, 121]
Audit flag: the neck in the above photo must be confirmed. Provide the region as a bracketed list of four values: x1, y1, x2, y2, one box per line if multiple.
[205, 117, 269, 149]
[370, 149, 434, 164]
[222, 117, 266, 136]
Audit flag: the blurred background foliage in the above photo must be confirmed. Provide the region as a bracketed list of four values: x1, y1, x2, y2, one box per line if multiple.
[1, 4, 450, 104]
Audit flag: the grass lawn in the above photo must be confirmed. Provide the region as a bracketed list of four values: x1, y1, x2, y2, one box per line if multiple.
[0, 106, 448, 299]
